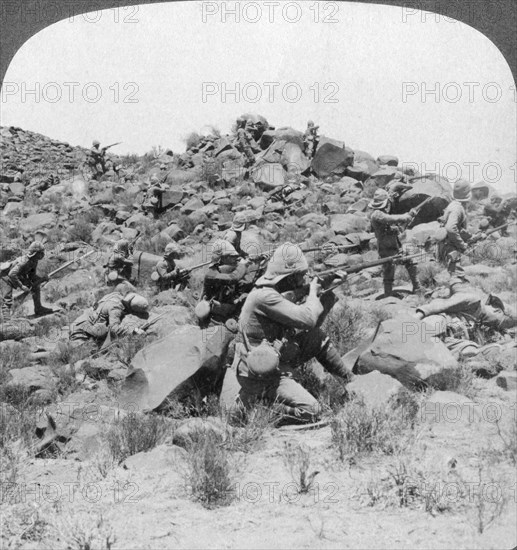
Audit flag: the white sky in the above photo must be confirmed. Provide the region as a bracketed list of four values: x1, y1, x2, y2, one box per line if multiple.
[1, 1, 516, 192]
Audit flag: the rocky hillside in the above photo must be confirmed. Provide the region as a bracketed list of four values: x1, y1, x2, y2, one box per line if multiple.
[1, 120, 516, 549]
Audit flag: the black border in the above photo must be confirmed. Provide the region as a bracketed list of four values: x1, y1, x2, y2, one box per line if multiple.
[0, 1, 515, 94]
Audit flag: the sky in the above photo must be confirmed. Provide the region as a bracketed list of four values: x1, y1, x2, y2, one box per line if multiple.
[1, 1, 516, 192]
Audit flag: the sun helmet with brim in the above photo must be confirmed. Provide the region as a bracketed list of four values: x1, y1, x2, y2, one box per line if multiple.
[255, 242, 308, 286]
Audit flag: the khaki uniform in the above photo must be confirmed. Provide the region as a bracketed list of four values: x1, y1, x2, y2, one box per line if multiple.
[201, 262, 251, 325]
[70, 292, 132, 341]
[233, 286, 350, 422]
[235, 128, 255, 165]
[370, 209, 418, 293]
[89, 146, 106, 177]
[154, 258, 182, 291]
[438, 201, 470, 274]
[417, 280, 517, 332]
[303, 127, 319, 159]
[1, 254, 45, 315]
[105, 251, 132, 285]
[142, 183, 165, 217]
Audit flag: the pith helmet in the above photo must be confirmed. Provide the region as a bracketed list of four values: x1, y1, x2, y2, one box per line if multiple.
[255, 242, 308, 286]
[369, 189, 390, 210]
[231, 212, 247, 232]
[123, 292, 149, 314]
[307, 120, 315, 127]
[93, 140, 100, 147]
[27, 241, 45, 257]
[210, 239, 239, 263]
[150, 175, 159, 184]
[164, 242, 180, 258]
[453, 181, 472, 202]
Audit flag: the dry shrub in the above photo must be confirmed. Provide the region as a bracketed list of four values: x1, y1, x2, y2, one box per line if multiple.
[283, 441, 319, 494]
[105, 412, 168, 464]
[331, 394, 418, 461]
[183, 431, 239, 509]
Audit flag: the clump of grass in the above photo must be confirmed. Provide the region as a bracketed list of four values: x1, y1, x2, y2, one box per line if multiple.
[105, 412, 168, 463]
[331, 395, 417, 461]
[50, 510, 117, 550]
[224, 401, 280, 453]
[68, 214, 94, 244]
[183, 431, 239, 509]
[0, 343, 32, 380]
[437, 360, 478, 399]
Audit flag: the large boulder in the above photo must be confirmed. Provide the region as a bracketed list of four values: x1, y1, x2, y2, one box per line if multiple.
[7, 365, 57, 393]
[312, 143, 354, 178]
[352, 314, 459, 389]
[251, 162, 285, 190]
[347, 371, 404, 409]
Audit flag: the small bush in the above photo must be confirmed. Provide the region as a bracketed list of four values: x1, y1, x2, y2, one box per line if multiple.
[283, 441, 319, 494]
[68, 215, 94, 244]
[105, 412, 168, 463]
[183, 431, 238, 509]
[331, 396, 416, 461]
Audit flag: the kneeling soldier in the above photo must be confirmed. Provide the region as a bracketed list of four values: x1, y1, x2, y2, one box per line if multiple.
[151, 243, 186, 291]
[232, 243, 352, 424]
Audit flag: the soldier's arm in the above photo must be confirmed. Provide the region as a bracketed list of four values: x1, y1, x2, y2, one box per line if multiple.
[7, 259, 31, 289]
[378, 210, 411, 225]
[107, 305, 127, 337]
[257, 289, 323, 330]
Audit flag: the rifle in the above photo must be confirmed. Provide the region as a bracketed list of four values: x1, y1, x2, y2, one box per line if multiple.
[14, 249, 96, 301]
[405, 196, 435, 229]
[174, 260, 212, 288]
[283, 251, 425, 304]
[128, 230, 142, 254]
[102, 142, 122, 151]
[469, 221, 515, 244]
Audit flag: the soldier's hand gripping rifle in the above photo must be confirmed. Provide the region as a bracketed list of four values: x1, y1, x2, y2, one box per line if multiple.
[174, 260, 212, 290]
[467, 221, 516, 247]
[404, 196, 436, 230]
[283, 251, 425, 325]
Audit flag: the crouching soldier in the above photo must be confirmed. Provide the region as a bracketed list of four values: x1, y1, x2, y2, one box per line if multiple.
[104, 239, 133, 286]
[223, 212, 248, 258]
[231, 243, 352, 424]
[369, 189, 421, 297]
[195, 240, 252, 328]
[70, 291, 149, 343]
[151, 243, 187, 291]
[0, 242, 53, 317]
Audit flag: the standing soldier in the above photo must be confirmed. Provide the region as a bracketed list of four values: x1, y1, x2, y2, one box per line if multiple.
[0, 242, 53, 317]
[142, 175, 166, 218]
[303, 120, 320, 160]
[195, 240, 252, 327]
[438, 181, 479, 276]
[369, 189, 420, 297]
[235, 120, 255, 167]
[70, 291, 149, 343]
[151, 243, 187, 292]
[231, 243, 352, 424]
[223, 212, 249, 258]
[105, 239, 133, 286]
[88, 140, 107, 179]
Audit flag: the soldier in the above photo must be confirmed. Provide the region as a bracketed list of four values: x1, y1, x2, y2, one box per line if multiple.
[151, 243, 187, 292]
[223, 212, 248, 258]
[231, 243, 352, 424]
[88, 140, 107, 179]
[415, 274, 516, 333]
[235, 120, 255, 167]
[195, 240, 253, 327]
[104, 239, 133, 286]
[437, 181, 480, 276]
[0, 241, 54, 318]
[70, 291, 149, 343]
[369, 189, 420, 297]
[142, 175, 166, 218]
[303, 120, 320, 160]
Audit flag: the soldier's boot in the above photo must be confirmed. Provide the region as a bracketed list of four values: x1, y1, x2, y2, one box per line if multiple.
[32, 287, 54, 317]
[316, 338, 353, 383]
[406, 263, 422, 294]
[383, 280, 394, 298]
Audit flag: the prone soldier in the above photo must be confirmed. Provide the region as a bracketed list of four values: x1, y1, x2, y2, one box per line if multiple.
[70, 291, 149, 343]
